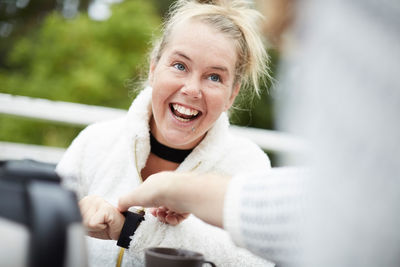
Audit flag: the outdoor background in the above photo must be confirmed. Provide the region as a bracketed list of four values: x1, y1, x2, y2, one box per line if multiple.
[0, 0, 279, 156]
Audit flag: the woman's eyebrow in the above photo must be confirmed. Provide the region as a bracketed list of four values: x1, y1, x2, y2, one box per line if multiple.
[172, 50, 229, 74]
[209, 66, 228, 73]
[172, 51, 192, 62]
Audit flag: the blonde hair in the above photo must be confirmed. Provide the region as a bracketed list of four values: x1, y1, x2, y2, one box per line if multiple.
[150, 0, 270, 97]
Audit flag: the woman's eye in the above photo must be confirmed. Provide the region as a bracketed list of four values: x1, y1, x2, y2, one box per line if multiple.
[173, 63, 186, 71]
[209, 74, 221, 82]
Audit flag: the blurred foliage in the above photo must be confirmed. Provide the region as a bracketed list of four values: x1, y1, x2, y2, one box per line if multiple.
[0, 1, 160, 106]
[0, 0, 277, 150]
[0, 0, 91, 68]
[0, 0, 161, 147]
[150, 0, 175, 17]
[230, 49, 279, 130]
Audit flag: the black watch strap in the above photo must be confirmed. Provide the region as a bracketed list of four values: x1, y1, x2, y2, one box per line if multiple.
[117, 211, 145, 249]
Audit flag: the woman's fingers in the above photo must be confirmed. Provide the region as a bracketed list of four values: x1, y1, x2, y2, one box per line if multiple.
[79, 196, 103, 229]
[149, 207, 158, 217]
[81, 207, 98, 229]
[78, 195, 126, 240]
[165, 213, 179, 225]
[88, 208, 109, 230]
[156, 208, 168, 223]
[150, 206, 190, 225]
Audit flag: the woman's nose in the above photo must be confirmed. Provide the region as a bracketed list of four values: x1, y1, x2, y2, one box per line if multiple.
[182, 76, 202, 98]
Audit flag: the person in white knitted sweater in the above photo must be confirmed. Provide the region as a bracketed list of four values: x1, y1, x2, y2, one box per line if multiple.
[57, 0, 275, 266]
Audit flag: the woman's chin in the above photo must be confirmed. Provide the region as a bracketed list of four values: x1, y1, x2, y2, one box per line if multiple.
[162, 133, 204, 150]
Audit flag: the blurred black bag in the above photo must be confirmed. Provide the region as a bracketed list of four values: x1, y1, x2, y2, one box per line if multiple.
[0, 159, 87, 267]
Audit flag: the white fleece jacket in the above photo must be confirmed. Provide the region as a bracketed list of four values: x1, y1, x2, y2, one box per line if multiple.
[56, 87, 273, 267]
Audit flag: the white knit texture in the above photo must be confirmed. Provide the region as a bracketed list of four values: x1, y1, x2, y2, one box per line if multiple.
[277, 0, 400, 266]
[225, 168, 307, 266]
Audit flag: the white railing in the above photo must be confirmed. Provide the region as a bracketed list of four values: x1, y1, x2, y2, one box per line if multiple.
[0, 93, 125, 127]
[0, 93, 307, 163]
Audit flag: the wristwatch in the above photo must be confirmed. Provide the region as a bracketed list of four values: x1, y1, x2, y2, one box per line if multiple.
[117, 209, 145, 249]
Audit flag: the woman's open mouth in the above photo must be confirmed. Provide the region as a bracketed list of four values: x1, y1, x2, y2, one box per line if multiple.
[170, 103, 202, 122]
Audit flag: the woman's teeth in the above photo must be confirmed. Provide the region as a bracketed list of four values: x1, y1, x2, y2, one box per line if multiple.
[171, 103, 200, 121]
[176, 116, 190, 122]
[172, 104, 199, 116]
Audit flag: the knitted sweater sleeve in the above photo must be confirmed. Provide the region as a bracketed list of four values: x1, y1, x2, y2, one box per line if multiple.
[224, 167, 307, 266]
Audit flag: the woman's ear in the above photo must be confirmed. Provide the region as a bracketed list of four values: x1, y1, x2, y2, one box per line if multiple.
[149, 60, 157, 85]
[224, 82, 241, 111]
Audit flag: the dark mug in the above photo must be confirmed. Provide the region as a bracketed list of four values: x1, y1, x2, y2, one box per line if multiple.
[145, 247, 216, 267]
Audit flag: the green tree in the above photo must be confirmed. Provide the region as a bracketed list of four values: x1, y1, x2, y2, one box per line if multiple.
[0, 0, 161, 147]
[230, 49, 279, 130]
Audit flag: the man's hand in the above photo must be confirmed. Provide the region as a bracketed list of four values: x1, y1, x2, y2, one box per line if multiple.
[118, 172, 231, 228]
[79, 195, 125, 240]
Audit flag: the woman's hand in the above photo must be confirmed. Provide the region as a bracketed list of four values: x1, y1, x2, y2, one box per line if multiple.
[149, 206, 190, 226]
[79, 195, 125, 240]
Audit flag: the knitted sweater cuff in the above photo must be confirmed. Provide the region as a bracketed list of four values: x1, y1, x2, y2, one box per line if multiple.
[223, 174, 246, 247]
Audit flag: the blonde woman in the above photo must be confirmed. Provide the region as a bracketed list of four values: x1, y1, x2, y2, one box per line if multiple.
[57, 0, 273, 266]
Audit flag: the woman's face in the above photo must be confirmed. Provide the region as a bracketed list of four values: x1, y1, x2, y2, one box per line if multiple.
[149, 19, 240, 149]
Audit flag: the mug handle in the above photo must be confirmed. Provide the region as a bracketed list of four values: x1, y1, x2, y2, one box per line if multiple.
[203, 260, 216, 267]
